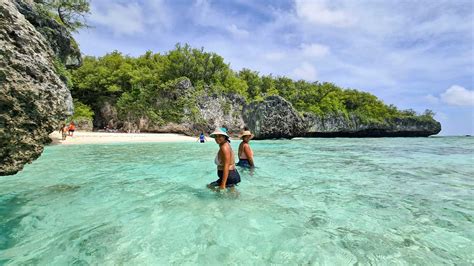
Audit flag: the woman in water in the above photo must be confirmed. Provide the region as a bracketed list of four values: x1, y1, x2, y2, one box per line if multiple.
[237, 128, 255, 168]
[207, 128, 241, 190]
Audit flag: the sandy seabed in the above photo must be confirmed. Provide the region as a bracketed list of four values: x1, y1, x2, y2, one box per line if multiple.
[49, 131, 197, 145]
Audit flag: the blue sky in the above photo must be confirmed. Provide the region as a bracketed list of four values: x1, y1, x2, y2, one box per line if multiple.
[74, 0, 474, 135]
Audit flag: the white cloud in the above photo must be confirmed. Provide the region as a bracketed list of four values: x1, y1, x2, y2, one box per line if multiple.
[425, 94, 440, 104]
[440, 85, 474, 106]
[264, 51, 286, 61]
[144, 0, 173, 30]
[301, 43, 330, 57]
[292, 62, 318, 81]
[294, 0, 356, 27]
[226, 24, 250, 39]
[90, 3, 145, 36]
[194, 0, 212, 24]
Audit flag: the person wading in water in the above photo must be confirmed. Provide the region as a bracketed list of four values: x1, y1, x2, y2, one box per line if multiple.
[207, 127, 241, 190]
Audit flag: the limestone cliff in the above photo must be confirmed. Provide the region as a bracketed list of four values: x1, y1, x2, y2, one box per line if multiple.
[95, 78, 246, 136]
[92, 80, 441, 139]
[303, 112, 441, 137]
[242, 96, 306, 139]
[0, 0, 76, 175]
[244, 96, 441, 138]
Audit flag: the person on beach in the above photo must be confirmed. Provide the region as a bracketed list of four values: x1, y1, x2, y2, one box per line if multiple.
[237, 128, 255, 168]
[59, 124, 68, 140]
[207, 127, 241, 190]
[197, 132, 207, 143]
[68, 121, 76, 137]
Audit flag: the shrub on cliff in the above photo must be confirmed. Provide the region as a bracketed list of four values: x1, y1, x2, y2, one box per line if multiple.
[70, 100, 93, 130]
[35, 0, 90, 31]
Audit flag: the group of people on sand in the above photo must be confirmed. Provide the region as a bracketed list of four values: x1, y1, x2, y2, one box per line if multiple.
[59, 121, 76, 140]
[203, 127, 255, 191]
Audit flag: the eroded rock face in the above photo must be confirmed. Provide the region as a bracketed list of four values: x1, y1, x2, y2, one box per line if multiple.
[241, 96, 441, 139]
[242, 96, 307, 139]
[105, 88, 441, 139]
[0, 0, 74, 175]
[195, 93, 246, 136]
[94, 101, 119, 130]
[14, 0, 81, 68]
[303, 113, 442, 137]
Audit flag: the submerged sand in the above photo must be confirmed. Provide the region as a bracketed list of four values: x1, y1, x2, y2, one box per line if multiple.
[49, 131, 196, 145]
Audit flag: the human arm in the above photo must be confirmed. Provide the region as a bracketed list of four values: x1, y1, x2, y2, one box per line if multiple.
[219, 145, 231, 189]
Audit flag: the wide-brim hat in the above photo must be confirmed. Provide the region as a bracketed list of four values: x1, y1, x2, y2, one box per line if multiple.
[239, 130, 254, 139]
[209, 127, 229, 138]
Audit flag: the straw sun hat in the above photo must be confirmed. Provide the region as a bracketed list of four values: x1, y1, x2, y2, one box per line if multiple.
[209, 127, 229, 138]
[239, 130, 254, 139]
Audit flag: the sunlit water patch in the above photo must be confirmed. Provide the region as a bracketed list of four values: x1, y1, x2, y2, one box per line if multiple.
[1, 137, 473, 264]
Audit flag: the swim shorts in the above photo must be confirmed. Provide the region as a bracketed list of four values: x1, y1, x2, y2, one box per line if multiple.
[209, 169, 241, 187]
[236, 159, 252, 168]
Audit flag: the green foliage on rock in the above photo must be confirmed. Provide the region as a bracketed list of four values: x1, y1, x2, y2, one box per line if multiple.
[69, 100, 94, 130]
[71, 99, 93, 121]
[35, 0, 90, 31]
[69, 44, 436, 128]
[52, 58, 72, 87]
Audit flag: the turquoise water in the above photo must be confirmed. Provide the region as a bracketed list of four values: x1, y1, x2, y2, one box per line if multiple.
[1, 137, 473, 264]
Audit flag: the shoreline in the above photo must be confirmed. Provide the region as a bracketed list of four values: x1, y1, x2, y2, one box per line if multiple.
[49, 131, 197, 145]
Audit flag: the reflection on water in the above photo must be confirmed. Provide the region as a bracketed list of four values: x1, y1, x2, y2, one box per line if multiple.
[0, 137, 473, 264]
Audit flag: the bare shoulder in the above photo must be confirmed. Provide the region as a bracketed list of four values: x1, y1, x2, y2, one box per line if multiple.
[221, 143, 231, 152]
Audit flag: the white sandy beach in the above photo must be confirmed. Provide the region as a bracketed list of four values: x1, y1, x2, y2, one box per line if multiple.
[49, 131, 196, 145]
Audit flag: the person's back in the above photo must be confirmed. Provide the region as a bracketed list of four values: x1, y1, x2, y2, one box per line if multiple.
[237, 129, 255, 168]
[68, 122, 76, 136]
[199, 133, 205, 143]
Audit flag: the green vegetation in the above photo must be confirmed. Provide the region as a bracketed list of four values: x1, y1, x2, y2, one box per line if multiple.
[71, 99, 93, 121]
[69, 44, 436, 128]
[35, 0, 90, 31]
[67, 99, 93, 129]
[52, 58, 72, 87]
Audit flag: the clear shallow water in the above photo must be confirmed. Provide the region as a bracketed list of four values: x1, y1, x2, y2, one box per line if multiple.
[1, 137, 473, 265]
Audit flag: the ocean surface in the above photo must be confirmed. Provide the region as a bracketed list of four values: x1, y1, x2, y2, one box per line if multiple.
[0, 137, 473, 265]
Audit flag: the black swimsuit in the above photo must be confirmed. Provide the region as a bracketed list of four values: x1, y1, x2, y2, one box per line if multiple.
[209, 170, 241, 187]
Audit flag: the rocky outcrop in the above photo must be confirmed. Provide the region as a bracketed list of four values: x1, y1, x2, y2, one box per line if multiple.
[13, 0, 81, 67]
[95, 79, 247, 136]
[242, 96, 306, 139]
[0, 0, 76, 175]
[194, 93, 246, 135]
[94, 100, 119, 130]
[303, 113, 441, 137]
[241, 96, 440, 138]
[92, 84, 441, 139]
